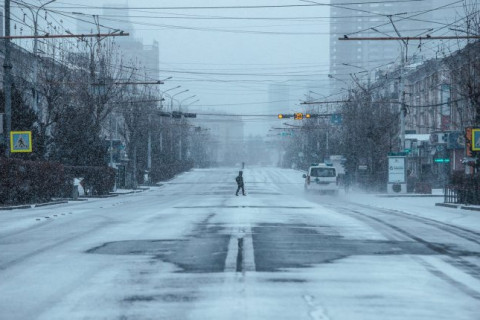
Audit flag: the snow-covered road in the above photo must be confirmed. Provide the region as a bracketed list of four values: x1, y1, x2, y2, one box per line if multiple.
[1, 167, 480, 319]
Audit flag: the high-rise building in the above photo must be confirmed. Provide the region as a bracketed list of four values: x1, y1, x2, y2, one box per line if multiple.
[329, 0, 457, 94]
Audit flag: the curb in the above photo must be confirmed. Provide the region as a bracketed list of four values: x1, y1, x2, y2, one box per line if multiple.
[435, 203, 459, 209]
[0, 200, 69, 211]
[377, 194, 443, 198]
[34, 200, 69, 207]
[82, 194, 119, 198]
[435, 202, 480, 212]
[111, 187, 150, 195]
[460, 205, 480, 212]
[0, 204, 32, 211]
[0, 188, 150, 211]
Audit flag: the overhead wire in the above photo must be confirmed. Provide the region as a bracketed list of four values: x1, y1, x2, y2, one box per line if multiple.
[343, 0, 465, 37]
[8, 0, 476, 118]
[47, 1, 430, 11]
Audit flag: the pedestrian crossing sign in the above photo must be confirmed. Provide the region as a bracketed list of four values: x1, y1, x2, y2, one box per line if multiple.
[10, 131, 32, 153]
[473, 128, 480, 151]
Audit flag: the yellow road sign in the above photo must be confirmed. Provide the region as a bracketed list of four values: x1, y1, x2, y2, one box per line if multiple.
[10, 131, 32, 153]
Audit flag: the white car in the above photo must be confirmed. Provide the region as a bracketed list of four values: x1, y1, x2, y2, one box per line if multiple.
[303, 164, 339, 194]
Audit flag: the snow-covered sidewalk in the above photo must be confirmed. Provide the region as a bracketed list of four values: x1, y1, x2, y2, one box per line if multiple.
[342, 189, 480, 233]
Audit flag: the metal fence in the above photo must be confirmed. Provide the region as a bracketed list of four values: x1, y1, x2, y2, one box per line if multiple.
[444, 185, 480, 205]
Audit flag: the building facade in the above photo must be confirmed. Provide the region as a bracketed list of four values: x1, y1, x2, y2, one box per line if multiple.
[368, 41, 480, 187]
[329, 0, 457, 94]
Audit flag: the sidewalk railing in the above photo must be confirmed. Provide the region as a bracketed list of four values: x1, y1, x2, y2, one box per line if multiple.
[444, 185, 480, 205]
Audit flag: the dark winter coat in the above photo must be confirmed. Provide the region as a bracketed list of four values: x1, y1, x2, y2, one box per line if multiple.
[235, 172, 244, 186]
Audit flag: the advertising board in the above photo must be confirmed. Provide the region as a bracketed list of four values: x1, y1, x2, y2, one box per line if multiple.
[388, 156, 405, 183]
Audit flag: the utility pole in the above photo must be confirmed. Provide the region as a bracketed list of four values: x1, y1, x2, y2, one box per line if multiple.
[387, 15, 408, 153]
[3, 0, 12, 157]
[147, 114, 151, 183]
[169, 89, 189, 161]
[109, 115, 114, 167]
[20, 0, 57, 115]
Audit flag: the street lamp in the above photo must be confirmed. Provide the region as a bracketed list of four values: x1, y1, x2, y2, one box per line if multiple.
[170, 89, 189, 110]
[179, 95, 196, 111]
[19, 0, 56, 113]
[168, 89, 188, 162]
[328, 74, 350, 87]
[160, 85, 180, 109]
[183, 99, 199, 110]
[162, 85, 181, 95]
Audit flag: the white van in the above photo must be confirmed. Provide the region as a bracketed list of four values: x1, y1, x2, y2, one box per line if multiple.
[303, 163, 339, 194]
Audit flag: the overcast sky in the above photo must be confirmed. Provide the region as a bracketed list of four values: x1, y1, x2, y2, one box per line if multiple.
[11, 0, 331, 136]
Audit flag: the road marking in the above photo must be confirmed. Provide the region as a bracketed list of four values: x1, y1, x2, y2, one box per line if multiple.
[224, 229, 240, 272]
[242, 226, 255, 272]
[224, 225, 255, 273]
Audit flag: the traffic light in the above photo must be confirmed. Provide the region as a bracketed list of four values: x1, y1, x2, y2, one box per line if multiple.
[294, 112, 303, 120]
[170, 111, 197, 118]
[278, 114, 292, 119]
[172, 111, 182, 118]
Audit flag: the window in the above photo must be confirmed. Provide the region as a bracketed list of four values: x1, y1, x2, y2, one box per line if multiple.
[310, 168, 336, 177]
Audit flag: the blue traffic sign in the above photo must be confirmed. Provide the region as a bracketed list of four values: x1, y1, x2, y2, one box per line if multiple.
[10, 131, 32, 153]
[331, 114, 342, 124]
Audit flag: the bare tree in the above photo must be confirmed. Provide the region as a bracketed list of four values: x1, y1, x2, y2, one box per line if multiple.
[339, 84, 399, 191]
[35, 53, 72, 159]
[48, 37, 134, 166]
[71, 38, 134, 134]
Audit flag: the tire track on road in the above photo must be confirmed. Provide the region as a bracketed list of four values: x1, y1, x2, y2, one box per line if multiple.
[333, 206, 480, 301]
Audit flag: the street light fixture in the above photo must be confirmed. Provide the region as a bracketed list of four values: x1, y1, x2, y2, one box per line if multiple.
[160, 85, 180, 108]
[180, 95, 196, 104]
[171, 89, 189, 99]
[19, 0, 56, 113]
[162, 85, 181, 95]
[179, 95, 196, 111]
[184, 99, 199, 110]
[328, 74, 350, 87]
[170, 89, 189, 110]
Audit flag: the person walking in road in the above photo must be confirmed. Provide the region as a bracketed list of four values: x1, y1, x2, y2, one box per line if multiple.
[235, 171, 246, 196]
